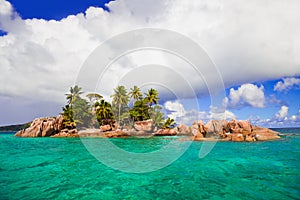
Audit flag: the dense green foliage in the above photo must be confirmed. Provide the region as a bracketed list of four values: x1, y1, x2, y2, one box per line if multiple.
[61, 105, 76, 129]
[95, 100, 115, 126]
[61, 84, 175, 130]
[62, 85, 93, 129]
[129, 98, 150, 122]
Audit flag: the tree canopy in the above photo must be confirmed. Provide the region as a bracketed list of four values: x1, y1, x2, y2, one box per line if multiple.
[61, 84, 175, 130]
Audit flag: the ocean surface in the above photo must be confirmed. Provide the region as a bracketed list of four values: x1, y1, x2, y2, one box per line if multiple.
[0, 128, 299, 200]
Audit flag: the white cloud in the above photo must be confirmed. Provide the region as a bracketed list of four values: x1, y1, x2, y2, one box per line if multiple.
[275, 105, 289, 119]
[228, 83, 265, 108]
[0, 0, 300, 103]
[211, 110, 236, 120]
[290, 115, 297, 121]
[164, 100, 235, 125]
[274, 77, 300, 92]
[0, 0, 12, 16]
[1, 0, 300, 124]
[164, 100, 186, 120]
[250, 106, 300, 127]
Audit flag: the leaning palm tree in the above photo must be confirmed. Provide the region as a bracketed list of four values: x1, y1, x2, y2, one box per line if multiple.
[162, 117, 175, 129]
[65, 85, 83, 107]
[145, 88, 159, 108]
[128, 85, 142, 103]
[110, 85, 129, 125]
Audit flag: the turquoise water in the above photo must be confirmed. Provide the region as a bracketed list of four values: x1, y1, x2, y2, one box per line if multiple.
[1, 129, 300, 199]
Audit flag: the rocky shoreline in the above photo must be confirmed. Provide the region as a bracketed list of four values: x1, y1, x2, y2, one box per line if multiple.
[15, 115, 280, 142]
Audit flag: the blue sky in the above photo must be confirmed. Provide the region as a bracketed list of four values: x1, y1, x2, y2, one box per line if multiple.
[0, 0, 300, 127]
[7, 0, 111, 20]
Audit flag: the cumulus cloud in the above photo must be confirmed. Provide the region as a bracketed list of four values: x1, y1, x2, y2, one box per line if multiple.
[1, 0, 300, 124]
[164, 101, 185, 120]
[250, 106, 300, 127]
[275, 105, 289, 120]
[274, 77, 300, 92]
[0, 0, 12, 16]
[228, 84, 265, 108]
[164, 100, 235, 125]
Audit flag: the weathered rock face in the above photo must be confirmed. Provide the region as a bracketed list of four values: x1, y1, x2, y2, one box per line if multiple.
[226, 119, 242, 133]
[205, 120, 226, 138]
[100, 124, 111, 132]
[78, 129, 129, 138]
[238, 120, 252, 135]
[191, 120, 206, 138]
[252, 127, 280, 141]
[15, 115, 65, 137]
[51, 129, 78, 138]
[104, 129, 129, 138]
[78, 129, 104, 137]
[134, 119, 153, 132]
[191, 119, 280, 142]
[154, 128, 178, 136]
[99, 122, 119, 132]
[177, 124, 191, 135]
[245, 134, 256, 142]
[230, 133, 244, 142]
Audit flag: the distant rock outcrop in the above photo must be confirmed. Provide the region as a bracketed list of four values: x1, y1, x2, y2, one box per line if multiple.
[193, 119, 280, 142]
[15, 115, 78, 138]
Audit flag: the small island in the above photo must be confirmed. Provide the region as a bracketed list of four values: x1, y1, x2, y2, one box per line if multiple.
[15, 85, 280, 142]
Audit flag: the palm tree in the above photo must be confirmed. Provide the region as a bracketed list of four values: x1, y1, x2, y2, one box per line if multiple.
[110, 85, 129, 125]
[129, 98, 150, 121]
[65, 85, 83, 106]
[86, 93, 103, 127]
[128, 85, 142, 103]
[95, 100, 114, 126]
[145, 88, 159, 108]
[61, 105, 76, 129]
[163, 117, 175, 129]
[86, 93, 103, 111]
[149, 105, 165, 128]
[86, 93, 103, 103]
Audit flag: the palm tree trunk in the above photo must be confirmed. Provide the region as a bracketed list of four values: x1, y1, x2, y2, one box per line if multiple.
[118, 103, 121, 126]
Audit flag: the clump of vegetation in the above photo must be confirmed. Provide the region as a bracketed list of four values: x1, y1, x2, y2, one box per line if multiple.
[94, 100, 115, 126]
[61, 84, 175, 130]
[162, 117, 176, 129]
[61, 85, 93, 129]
